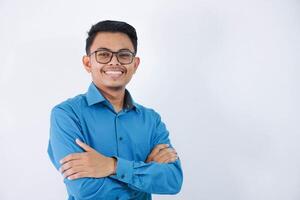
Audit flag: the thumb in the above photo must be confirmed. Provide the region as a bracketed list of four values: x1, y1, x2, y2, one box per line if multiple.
[76, 139, 94, 152]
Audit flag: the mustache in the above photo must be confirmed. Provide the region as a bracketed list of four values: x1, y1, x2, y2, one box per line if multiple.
[101, 66, 127, 73]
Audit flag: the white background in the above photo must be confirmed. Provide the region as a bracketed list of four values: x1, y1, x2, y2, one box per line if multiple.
[0, 0, 299, 199]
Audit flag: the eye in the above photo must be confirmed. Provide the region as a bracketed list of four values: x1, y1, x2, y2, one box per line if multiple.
[97, 51, 111, 58]
[118, 52, 132, 59]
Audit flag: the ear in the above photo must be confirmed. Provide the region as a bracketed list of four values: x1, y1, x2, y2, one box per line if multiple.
[82, 55, 92, 73]
[132, 57, 140, 74]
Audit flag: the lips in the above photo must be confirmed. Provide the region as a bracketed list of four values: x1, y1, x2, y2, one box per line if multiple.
[102, 67, 126, 79]
[104, 71, 123, 75]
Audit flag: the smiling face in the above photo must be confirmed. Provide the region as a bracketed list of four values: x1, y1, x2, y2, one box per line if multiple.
[82, 32, 140, 92]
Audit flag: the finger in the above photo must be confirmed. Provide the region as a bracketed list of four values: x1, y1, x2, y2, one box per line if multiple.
[67, 171, 89, 180]
[76, 139, 94, 152]
[60, 152, 86, 164]
[63, 165, 85, 178]
[157, 153, 177, 163]
[154, 148, 177, 162]
[163, 155, 178, 163]
[60, 160, 83, 173]
[147, 144, 169, 161]
[154, 148, 176, 160]
[147, 144, 170, 162]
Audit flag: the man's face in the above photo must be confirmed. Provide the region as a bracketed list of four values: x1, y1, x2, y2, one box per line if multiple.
[83, 32, 140, 91]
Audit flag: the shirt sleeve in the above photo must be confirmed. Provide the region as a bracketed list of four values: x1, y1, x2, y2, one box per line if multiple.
[110, 111, 183, 194]
[47, 106, 130, 200]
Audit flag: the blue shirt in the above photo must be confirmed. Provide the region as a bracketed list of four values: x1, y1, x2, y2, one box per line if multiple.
[47, 83, 183, 200]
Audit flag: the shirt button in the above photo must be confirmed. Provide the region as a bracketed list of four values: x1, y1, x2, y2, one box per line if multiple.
[121, 174, 125, 179]
[119, 137, 123, 141]
[116, 197, 119, 200]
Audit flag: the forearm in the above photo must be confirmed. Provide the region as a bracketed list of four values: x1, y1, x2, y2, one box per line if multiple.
[63, 176, 132, 200]
[49, 144, 132, 199]
[110, 157, 183, 194]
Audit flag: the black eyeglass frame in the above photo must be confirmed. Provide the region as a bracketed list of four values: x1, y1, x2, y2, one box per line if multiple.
[88, 48, 136, 65]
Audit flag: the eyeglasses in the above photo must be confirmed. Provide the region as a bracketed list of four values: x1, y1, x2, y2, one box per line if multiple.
[89, 48, 135, 65]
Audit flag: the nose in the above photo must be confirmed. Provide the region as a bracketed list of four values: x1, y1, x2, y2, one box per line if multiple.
[108, 53, 120, 65]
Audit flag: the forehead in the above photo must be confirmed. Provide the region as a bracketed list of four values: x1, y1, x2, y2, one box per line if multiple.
[90, 32, 134, 52]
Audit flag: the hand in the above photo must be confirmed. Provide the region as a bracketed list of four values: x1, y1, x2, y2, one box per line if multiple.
[59, 139, 116, 180]
[145, 144, 178, 163]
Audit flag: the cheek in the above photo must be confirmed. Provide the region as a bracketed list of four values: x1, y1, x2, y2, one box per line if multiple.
[126, 65, 137, 74]
[90, 67, 104, 81]
[91, 65, 103, 73]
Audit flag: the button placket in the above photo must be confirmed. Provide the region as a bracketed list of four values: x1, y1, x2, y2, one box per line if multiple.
[115, 114, 124, 157]
[116, 114, 124, 143]
[115, 115, 120, 156]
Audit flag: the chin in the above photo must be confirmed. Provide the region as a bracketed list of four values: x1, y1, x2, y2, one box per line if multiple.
[105, 84, 125, 91]
[104, 80, 129, 89]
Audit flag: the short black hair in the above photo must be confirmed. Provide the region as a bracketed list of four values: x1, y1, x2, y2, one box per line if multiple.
[85, 20, 138, 55]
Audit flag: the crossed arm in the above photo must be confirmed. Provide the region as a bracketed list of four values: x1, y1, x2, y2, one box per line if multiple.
[48, 107, 183, 199]
[60, 139, 178, 180]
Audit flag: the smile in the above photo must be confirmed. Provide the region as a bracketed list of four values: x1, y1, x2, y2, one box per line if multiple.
[102, 69, 125, 79]
[104, 71, 124, 75]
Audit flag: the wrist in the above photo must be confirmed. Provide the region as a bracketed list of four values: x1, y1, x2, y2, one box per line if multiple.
[110, 157, 117, 175]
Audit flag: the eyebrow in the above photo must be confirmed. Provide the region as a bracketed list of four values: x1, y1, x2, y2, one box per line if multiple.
[95, 47, 133, 52]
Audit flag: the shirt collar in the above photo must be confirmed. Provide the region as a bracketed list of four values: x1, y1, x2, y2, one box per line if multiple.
[86, 82, 141, 113]
[86, 82, 106, 106]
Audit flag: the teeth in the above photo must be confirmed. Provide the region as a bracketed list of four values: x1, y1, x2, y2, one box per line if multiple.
[105, 71, 123, 75]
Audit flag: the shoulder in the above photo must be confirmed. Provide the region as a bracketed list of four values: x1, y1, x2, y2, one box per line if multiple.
[51, 94, 87, 117]
[134, 103, 162, 120]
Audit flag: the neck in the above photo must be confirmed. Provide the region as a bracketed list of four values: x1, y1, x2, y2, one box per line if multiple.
[98, 86, 125, 113]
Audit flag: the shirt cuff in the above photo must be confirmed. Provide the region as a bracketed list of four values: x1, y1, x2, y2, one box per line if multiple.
[110, 156, 134, 184]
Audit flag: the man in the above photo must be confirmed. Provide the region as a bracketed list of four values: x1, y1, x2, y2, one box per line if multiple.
[47, 20, 183, 200]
